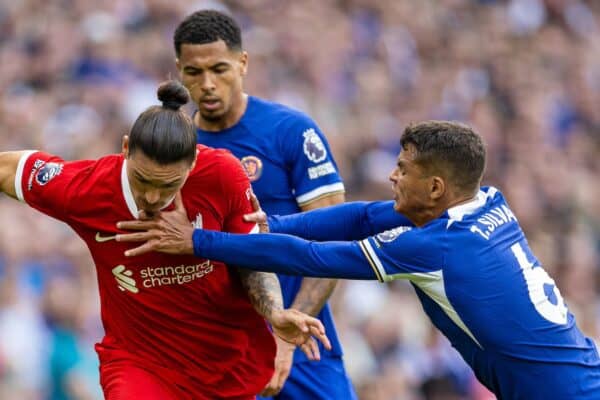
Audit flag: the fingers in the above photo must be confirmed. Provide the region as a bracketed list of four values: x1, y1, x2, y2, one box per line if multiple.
[309, 324, 331, 351]
[116, 220, 157, 231]
[243, 211, 266, 223]
[116, 231, 156, 243]
[123, 241, 157, 257]
[249, 191, 261, 212]
[299, 337, 321, 361]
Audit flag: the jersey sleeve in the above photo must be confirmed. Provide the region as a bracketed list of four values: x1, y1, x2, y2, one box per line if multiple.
[357, 226, 443, 282]
[269, 201, 413, 241]
[14, 151, 89, 223]
[279, 114, 345, 207]
[193, 229, 380, 280]
[192, 223, 442, 282]
[219, 152, 260, 235]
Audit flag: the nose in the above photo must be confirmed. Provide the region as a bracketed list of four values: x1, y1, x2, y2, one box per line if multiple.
[201, 72, 216, 92]
[144, 189, 161, 205]
[389, 169, 397, 183]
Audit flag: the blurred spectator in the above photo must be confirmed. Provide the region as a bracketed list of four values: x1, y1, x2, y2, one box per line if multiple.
[0, 0, 598, 398]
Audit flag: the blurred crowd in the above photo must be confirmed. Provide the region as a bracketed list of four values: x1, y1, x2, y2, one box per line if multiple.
[0, 0, 598, 399]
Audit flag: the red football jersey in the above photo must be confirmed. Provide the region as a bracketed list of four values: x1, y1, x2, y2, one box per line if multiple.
[15, 145, 276, 399]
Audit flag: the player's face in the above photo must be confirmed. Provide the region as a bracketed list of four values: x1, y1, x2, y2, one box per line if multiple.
[126, 151, 193, 215]
[177, 40, 247, 126]
[389, 144, 432, 220]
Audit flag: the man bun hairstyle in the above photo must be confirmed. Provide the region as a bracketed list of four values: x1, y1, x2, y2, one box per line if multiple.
[400, 121, 486, 193]
[128, 80, 196, 165]
[174, 9, 242, 56]
[158, 80, 190, 110]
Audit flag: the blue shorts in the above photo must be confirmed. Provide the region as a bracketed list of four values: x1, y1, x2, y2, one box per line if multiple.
[257, 357, 357, 400]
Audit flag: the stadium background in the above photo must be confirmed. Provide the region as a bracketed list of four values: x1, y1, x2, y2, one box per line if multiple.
[0, 0, 598, 399]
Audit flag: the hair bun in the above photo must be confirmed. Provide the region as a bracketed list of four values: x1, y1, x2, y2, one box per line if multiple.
[157, 80, 190, 111]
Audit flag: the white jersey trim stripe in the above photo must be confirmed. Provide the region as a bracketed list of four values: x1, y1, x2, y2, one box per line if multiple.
[15, 150, 36, 202]
[387, 270, 483, 348]
[121, 160, 139, 218]
[296, 182, 345, 205]
[360, 239, 389, 282]
[249, 224, 260, 234]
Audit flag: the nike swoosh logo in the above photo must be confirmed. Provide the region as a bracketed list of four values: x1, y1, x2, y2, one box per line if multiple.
[95, 232, 117, 242]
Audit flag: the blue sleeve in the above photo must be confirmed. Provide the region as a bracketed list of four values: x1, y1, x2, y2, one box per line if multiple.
[357, 227, 443, 282]
[193, 230, 379, 280]
[269, 201, 413, 241]
[279, 114, 345, 206]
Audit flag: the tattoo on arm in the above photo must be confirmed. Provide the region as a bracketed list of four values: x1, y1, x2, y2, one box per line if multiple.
[238, 268, 283, 319]
[291, 278, 337, 316]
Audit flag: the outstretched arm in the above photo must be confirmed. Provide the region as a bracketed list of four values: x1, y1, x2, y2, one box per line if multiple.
[194, 229, 378, 280]
[0, 151, 28, 199]
[264, 201, 412, 241]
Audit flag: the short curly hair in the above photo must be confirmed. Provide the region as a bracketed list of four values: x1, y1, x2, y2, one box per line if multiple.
[400, 121, 486, 192]
[173, 10, 242, 56]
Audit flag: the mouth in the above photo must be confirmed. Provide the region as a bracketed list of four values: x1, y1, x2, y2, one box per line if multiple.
[200, 98, 221, 111]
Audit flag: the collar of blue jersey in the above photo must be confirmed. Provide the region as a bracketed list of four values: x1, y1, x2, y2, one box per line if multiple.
[120, 159, 176, 219]
[446, 187, 496, 227]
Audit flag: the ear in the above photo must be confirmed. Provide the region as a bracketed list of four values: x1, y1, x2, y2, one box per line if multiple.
[122, 135, 129, 157]
[239, 51, 248, 76]
[430, 176, 446, 200]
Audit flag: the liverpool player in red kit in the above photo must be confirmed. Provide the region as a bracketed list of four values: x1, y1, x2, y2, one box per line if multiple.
[0, 81, 329, 400]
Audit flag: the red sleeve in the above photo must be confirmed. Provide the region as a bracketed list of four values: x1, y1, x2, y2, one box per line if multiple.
[15, 151, 93, 223]
[218, 153, 259, 235]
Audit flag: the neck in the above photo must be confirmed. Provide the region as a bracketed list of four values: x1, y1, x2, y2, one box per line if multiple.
[408, 188, 479, 227]
[195, 93, 248, 131]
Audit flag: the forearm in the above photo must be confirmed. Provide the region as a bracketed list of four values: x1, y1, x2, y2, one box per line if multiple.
[195, 230, 377, 280]
[237, 269, 284, 319]
[269, 201, 411, 241]
[290, 278, 337, 316]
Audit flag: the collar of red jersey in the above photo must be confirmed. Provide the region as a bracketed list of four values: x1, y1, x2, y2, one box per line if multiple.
[121, 159, 175, 219]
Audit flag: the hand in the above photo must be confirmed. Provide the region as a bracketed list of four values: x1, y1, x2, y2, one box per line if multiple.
[116, 192, 195, 257]
[243, 191, 269, 233]
[269, 308, 331, 360]
[259, 336, 295, 397]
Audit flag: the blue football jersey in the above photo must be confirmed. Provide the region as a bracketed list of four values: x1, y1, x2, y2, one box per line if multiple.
[193, 187, 600, 398]
[196, 96, 345, 362]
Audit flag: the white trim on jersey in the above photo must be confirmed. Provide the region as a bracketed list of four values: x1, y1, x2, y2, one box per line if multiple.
[359, 238, 483, 348]
[295, 182, 345, 205]
[14, 150, 36, 202]
[390, 270, 482, 348]
[446, 189, 488, 228]
[121, 160, 139, 218]
[359, 239, 388, 282]
[249, 224, 260, 234]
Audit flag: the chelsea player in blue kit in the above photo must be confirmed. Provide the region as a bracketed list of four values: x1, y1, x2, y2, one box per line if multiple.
[172, 10, 356, 400]
[119, 121, 600, 399]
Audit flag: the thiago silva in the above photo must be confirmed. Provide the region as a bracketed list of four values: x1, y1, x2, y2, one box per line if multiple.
[174, 10, 355, 399]
[120, 121, 600, 399]
[0, 81, 329, 400]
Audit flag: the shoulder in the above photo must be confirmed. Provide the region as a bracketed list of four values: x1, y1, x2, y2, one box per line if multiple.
[191, 145, 246, 182]
[249, 96, 318, 131]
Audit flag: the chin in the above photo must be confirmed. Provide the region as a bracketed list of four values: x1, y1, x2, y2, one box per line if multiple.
[200, 110, 225, 122]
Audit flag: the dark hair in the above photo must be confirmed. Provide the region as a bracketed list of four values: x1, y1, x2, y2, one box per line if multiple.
[174, 10, 242, 56]
[400, 121, 486, 192]
[128, 80, 196, 165]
